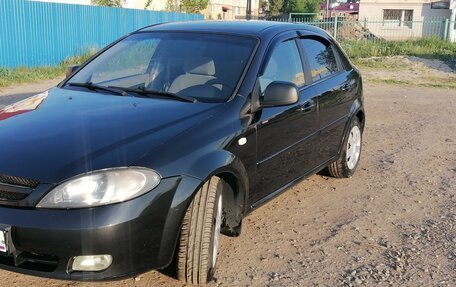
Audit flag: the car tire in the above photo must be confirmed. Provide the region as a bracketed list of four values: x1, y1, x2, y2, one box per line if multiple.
[176, 176, 223, 284]
[327, 117, 363, 178]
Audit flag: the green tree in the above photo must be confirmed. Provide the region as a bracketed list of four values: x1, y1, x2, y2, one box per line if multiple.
[259, 0, 268, 12]
[302, 0, 320, 14]
[283, 0, 320, 14]
[91, 0, 123, 7]
[144, 0, 152, 9]
[180, 0, 209, 13]
[267, 0, 284, 16]
[166, 0, 180, 11]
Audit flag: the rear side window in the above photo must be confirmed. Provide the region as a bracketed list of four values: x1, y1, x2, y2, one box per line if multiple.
[298, 38, 339, 82]
[259, 40, 305, 94]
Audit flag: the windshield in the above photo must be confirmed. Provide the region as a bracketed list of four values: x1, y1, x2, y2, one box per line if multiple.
[66, 32, 257, 103]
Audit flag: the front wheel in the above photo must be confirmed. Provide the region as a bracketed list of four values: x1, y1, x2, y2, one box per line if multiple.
[176, 177, 223, 284]
[327, 117, 363, 178]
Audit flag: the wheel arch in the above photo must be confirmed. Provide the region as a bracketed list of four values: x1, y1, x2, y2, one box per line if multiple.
[193, 151, 249, 237]
[337, 99, 364, 156]
[216, 171, 245, 237]
[355, 109, 365, 132]
[158, 150, 250, 269]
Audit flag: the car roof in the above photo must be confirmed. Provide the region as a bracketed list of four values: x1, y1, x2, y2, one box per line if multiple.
[138, 20, 327, 38]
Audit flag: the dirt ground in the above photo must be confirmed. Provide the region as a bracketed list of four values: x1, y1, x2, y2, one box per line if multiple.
[0, 69, 455, 286]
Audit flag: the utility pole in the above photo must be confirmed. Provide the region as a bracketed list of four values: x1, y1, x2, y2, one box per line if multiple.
[246, 0, 251, 20]
[326, 0, 330, 18]
[450, 0, 456, 42]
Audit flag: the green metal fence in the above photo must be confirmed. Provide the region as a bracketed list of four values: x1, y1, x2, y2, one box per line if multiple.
[269, 17, 456, 42]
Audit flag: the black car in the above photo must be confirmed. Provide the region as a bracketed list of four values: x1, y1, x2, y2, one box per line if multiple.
[0, 21, 364, 284]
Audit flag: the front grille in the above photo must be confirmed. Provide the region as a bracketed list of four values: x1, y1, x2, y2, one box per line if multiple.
[0, 189, 28, 201]
[0, 174, 40, 188]
[0, 174, 38, 202]
[0, 252, 59, 273]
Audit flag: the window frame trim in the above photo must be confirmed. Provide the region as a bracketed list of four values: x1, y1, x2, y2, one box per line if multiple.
[257, 31, 308, 91]
[296, 33, 345, 86]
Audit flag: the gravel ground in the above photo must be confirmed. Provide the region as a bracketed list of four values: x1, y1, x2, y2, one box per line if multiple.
[0, 80, 455, 287]
[358, 56, 456, 89]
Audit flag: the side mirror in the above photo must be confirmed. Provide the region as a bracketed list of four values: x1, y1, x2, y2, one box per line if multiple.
[260, 81, 299, 108]
[65, 65, 80, 78]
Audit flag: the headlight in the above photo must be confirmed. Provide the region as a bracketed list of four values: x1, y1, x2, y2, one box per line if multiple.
[37, 168, 161, 209]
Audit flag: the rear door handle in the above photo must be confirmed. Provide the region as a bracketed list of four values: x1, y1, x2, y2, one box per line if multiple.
[298, 100, 316, 113]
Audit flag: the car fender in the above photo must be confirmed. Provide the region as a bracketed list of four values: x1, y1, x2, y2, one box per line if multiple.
[157, 150, 250, 266]
[188, 149, 250, 211]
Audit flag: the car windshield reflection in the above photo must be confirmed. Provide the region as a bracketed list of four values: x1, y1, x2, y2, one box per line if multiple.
[65, 32, 257, 103]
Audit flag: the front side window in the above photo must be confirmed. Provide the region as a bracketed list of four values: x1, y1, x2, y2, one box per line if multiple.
[299, 38, 339, 82]
[259, 40, 305, 94]
[66, 32, 257, 103]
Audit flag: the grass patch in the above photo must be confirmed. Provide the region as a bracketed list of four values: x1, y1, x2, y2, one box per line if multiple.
[352, 58, 406, 69]
[341, 37, 456, 62]
[0, 51, 95, 88]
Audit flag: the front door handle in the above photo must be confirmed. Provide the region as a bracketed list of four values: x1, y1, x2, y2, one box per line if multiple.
[298, 100, 316, 113]
[341, 83, 351, 92]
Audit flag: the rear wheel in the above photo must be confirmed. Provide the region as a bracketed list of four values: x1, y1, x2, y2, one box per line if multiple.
[327, 117, 362, 178]
[176, 177, 223, 284]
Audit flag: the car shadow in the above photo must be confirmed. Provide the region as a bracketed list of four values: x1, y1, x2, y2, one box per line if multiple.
[317, 168, 331, 177]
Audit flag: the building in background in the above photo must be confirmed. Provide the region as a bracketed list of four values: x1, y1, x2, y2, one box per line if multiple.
[440, 0, 456, 41]
[359, 0, 451, 20]
[202, 0, 259, 20]
[452, 0, 456, 41]
[358, 0, 454, 40]
[123, 0, 168, 11]
[320, 2, 359, 19]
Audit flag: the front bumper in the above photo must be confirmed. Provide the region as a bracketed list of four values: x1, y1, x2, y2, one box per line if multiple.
[0, 175, 202, 280]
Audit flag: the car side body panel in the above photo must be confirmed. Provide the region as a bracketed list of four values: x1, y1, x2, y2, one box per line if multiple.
[0, 21, 364, 281]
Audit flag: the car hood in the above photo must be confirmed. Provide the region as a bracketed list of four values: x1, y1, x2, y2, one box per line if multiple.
[0, 87, 221, 184]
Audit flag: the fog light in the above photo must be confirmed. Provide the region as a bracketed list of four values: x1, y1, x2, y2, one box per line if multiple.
[71, 255, 112, 272]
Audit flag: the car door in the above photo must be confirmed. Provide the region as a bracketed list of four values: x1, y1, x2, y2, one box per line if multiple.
[252, 35, 319, 205]
[297, 35, 355, 163]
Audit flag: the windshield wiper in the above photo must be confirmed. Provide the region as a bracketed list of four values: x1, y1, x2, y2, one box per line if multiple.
[108, 86, 197, 103]
[67, 82, 127, 96]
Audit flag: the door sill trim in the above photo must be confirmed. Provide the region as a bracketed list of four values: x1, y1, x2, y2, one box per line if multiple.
[250, 156, 337, 210]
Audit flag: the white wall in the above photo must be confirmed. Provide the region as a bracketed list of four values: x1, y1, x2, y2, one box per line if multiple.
[359, 1, 451, 20]
[359, 1, 452, 40]
[123, 0, 168, 11]
[450, 0, 456, 41]
[203, 0, 259, 20]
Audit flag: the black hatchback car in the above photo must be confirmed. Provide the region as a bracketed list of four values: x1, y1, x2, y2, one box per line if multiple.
[0, 21, 364, 284]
